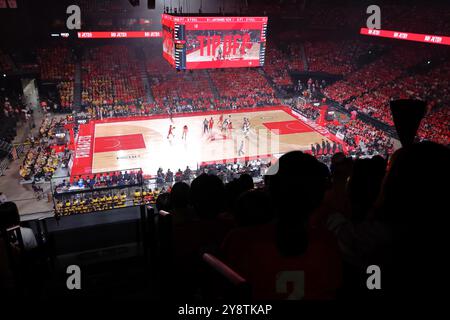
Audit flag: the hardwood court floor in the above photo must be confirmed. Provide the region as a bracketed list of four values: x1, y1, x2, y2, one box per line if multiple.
[89, 107, 331, 175]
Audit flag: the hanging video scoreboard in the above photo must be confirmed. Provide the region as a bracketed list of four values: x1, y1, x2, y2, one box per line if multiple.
[162, 14, 268, 70]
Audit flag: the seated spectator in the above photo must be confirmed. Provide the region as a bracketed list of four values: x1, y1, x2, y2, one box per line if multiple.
[232, 189, 274, 227]
[222, 151, 342, 300]
[377, 142, 450, 298]
[224, 173, 254, 212]
[168, 182, 196, 224]
[347, 157, 386, 224]
[155, 192, 170, 212]
[326, 142, 449, 298]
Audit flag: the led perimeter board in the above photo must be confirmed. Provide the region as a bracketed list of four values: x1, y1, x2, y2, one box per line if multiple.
[161, 14, 268, 70]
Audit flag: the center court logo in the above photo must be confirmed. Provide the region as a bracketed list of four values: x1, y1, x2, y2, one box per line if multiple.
[116, 154, 141, 160]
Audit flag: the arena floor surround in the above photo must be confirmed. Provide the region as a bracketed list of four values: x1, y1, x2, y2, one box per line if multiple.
[70, 106, 344, 177]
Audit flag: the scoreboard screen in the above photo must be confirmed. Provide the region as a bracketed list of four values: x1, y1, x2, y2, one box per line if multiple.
[162, 15, 176, 67]
[162, 14, 268, 70]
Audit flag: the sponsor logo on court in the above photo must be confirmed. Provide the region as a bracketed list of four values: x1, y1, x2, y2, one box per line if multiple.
[75, 136, 91, 158]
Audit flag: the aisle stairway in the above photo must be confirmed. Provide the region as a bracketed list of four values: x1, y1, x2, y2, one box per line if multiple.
[135, 47, 154, 103]
[73, 55, 82, 111]
[300, 43, 308, 71]
[257, 68, 285, 98]
[205, 70, 220, 99]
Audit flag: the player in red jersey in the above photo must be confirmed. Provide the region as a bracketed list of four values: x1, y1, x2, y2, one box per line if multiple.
[167, 124, 175, 139]
[167, 108, 173, 122]
[209, 117, 214, 132]
[182, 125, 188, 140]
[219, 114, 223, 124]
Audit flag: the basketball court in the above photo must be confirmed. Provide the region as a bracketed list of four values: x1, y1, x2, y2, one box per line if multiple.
[70, 106, 339, 177]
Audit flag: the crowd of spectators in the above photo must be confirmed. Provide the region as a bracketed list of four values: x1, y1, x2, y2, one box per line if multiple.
[304, 40, 373, 75]
[209, 68, 279, 107]
[55, 169, 144, 194]
[154, 160, 269, 190]
[37, 47, 75, 110]
[321, 44, 449, 145]
[148, 140, 449, 299]
[151, 70, 215, 113]
[56, 81, 74, 109]
[81, 45, 145, 108]
[54, 187, 161, 216]
[324, 46, 436, 104]
[327, 119, 394, 158]
[18, 116, 65, 182]
[37, 47, 75, 81]
[418, 107, 449, 145]
[290, 98, 321, 120]
[263, 46, 293, 88]
[1, 96, 23, 146]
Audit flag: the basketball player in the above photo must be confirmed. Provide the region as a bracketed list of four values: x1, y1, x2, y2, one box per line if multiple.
[167, 124, 175, 139]
[203, 118, 209, 134]
[168, 108, 173, 122]
[221, 117, 228, 133]
[218, 44, 223, 60]
[182, 125, 188, 140]
[242, 117, 250, 137]
[219, 113, 223, 124]
[238, 140, 245, 156]
[209, 117, 214, 132]
[227, 121, 233, 137]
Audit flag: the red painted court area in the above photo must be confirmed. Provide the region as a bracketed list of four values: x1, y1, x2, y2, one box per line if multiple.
[94, 134, 146, 153]
[263, 120, 313, 135]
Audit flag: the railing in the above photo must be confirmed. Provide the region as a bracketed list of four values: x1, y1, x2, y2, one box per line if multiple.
[0, 142, 29, 176]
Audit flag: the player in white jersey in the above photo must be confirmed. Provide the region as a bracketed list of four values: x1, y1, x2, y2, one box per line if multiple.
[242, 117, 251, 137]
[182, 125, 188, 140]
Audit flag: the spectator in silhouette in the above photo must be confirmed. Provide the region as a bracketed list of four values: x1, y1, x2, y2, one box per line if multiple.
[165, 174, 233, 298]
[155, 192, 170, 212]
[377, 142, 450, 298]
[222, 151, 342, 299]
[0, 202, 37, 250]
[232, 189, 274, 227]
[224, 173, 254, 212]
[326, 142, 449, 299]
[169, 182, 195, 224]
[311, 153, 353, 227]
[190, 174, 226, 220]
[347, 157, 386, 224]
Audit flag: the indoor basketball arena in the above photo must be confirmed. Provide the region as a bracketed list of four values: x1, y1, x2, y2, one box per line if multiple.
[0, 0, 449, 310]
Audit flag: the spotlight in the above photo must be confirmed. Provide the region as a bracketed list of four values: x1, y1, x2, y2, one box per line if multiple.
[2, 74, 6, 77]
